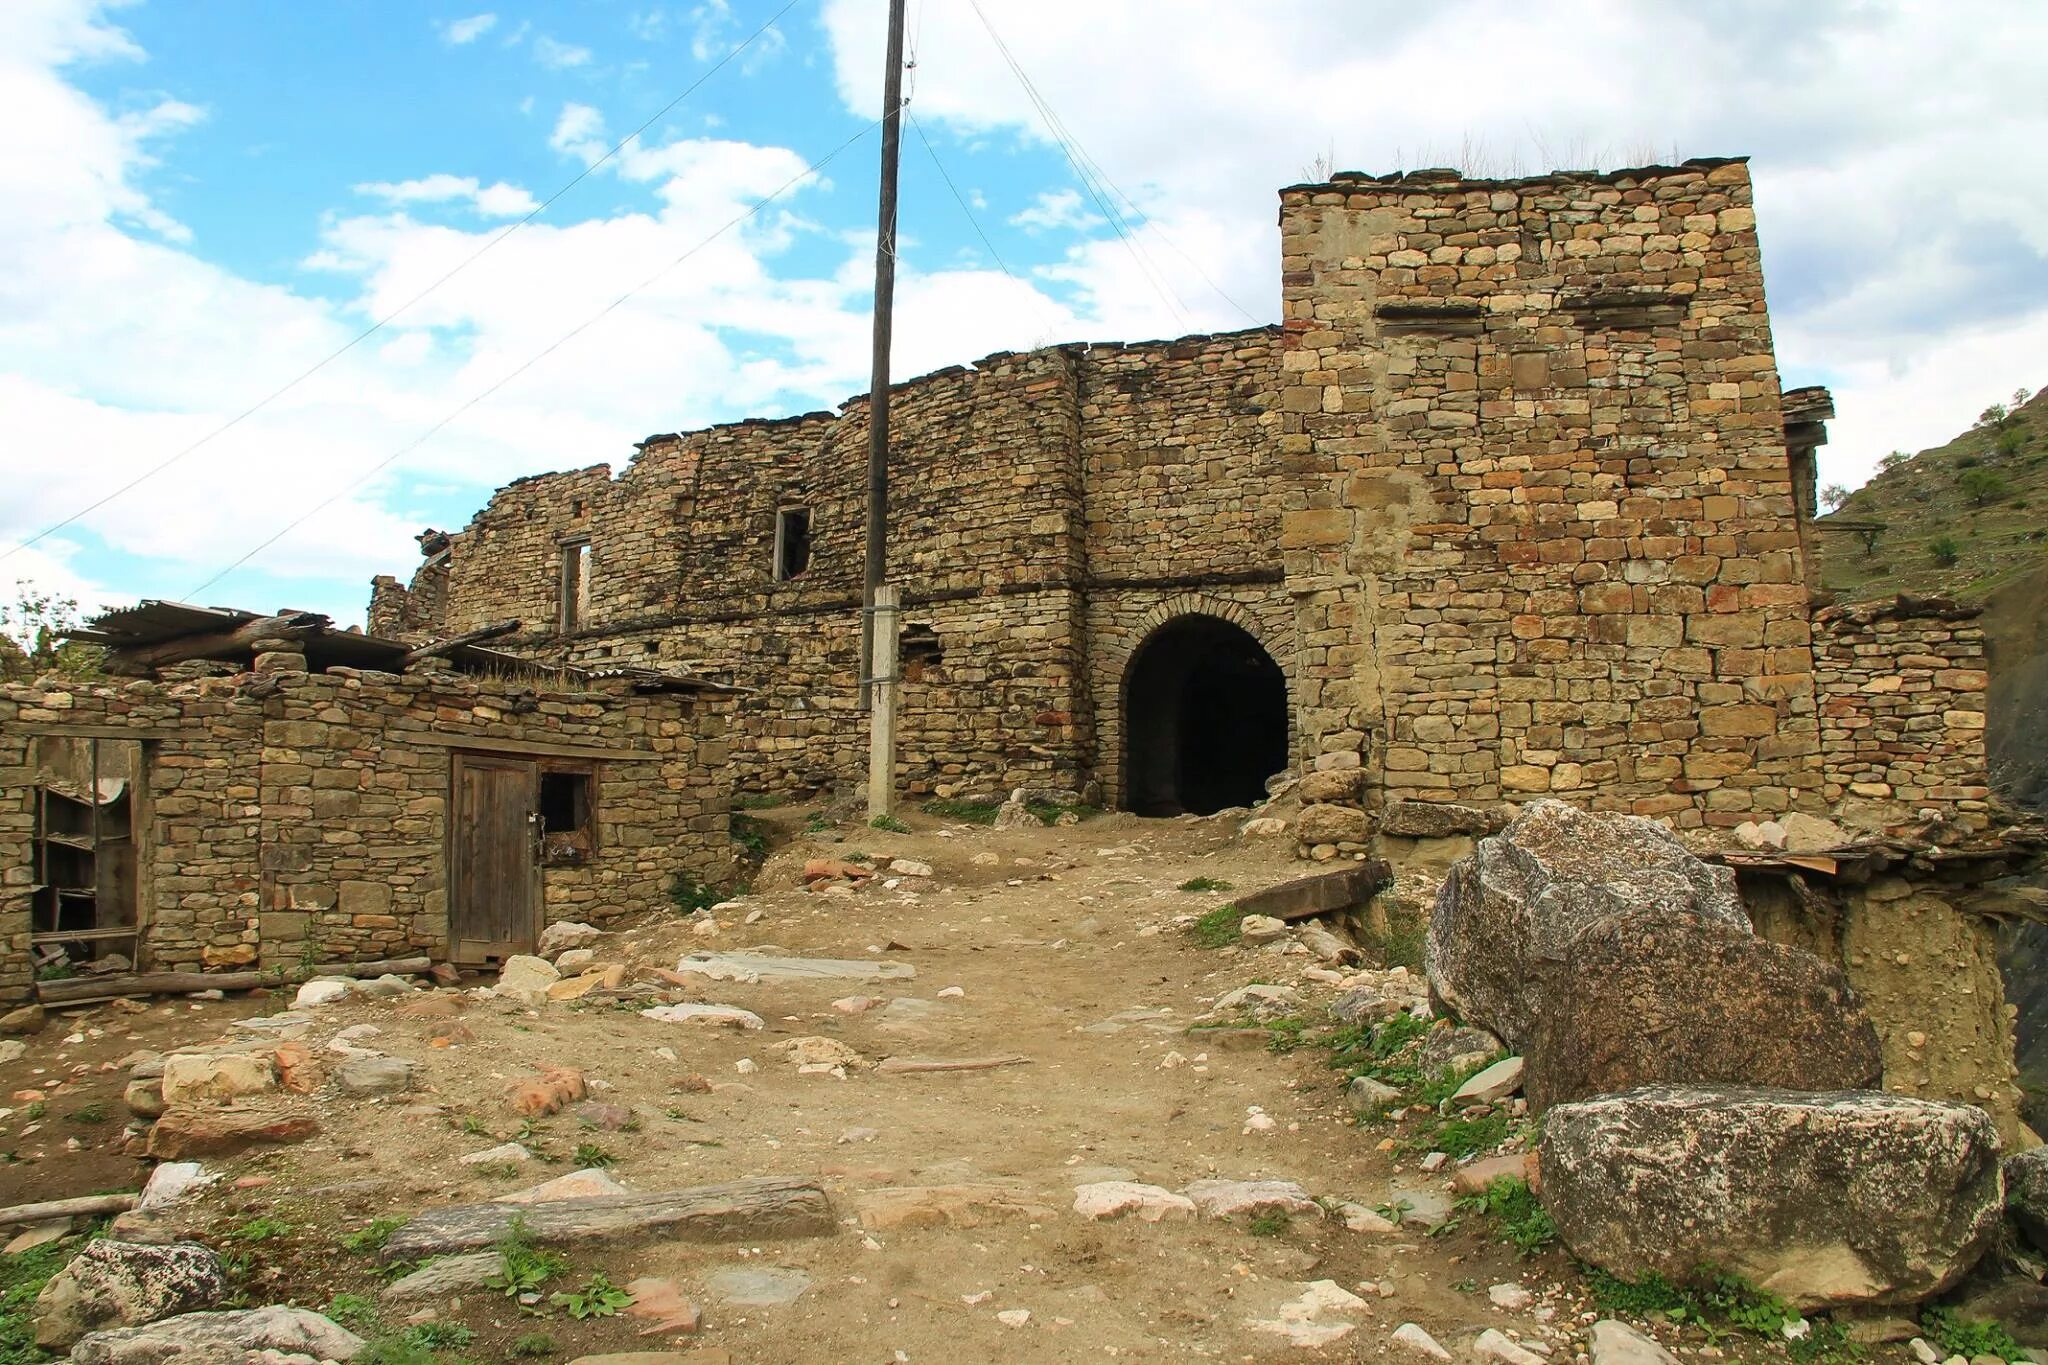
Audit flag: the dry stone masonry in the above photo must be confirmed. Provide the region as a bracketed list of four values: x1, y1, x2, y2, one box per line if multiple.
[372, 158, 1992, 845]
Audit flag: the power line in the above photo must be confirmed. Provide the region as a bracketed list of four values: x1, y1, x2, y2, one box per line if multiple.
[1, 0, 810, 568]
[186, 119, 880, 601]
[963, 0, 1259, 329]
[906, 113, 1067, 341]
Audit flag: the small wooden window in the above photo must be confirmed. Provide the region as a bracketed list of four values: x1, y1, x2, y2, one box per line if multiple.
[773, 508, 811, 581]
[560, 539, 592, 632]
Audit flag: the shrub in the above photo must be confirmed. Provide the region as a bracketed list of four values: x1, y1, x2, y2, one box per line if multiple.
[1931, 534, 1962, 567]
[1960, 467, 2012, 505]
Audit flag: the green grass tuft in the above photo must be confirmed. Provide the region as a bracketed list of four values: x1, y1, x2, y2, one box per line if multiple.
[1188, 903, 1250, 948]
[1178, 877, 1234, 892]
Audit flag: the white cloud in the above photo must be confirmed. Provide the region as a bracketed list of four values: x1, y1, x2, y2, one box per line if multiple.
[820, 0, 2048, 493]
[354, 174, 541, 219]
[437, 13, 497, 45]
[532, 36, 592, 70]
[689, 0, 786, 70]
[1008, 188, 1104, 235]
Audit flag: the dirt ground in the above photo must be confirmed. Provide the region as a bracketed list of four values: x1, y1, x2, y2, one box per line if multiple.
[0, 806, 1840, 1362]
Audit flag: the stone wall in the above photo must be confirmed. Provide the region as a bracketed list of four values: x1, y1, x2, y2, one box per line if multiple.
[1275, 159, 1821, 830]
[0, 662, 734, 1001]
[1815, 597, 1993, 834]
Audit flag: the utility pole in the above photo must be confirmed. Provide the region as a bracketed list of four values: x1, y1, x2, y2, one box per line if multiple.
[862, 0, 908, 817]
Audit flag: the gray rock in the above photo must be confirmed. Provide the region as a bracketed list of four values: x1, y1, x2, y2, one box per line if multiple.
[1427, 799, 1749, 1048]
[1452, 1056, 1524, 1106]
[1347, 1076, 1403, 1119]
[492, 955, 560, 1007]
[354, 974, 415, 999]
[2, 1003, 48, 1034]
[1383, 1184, 1455, 1229]
[1590, 1320, 1681, 1365]
[537, 921, 603, 956]
[123, 1078, 166, 1120]
[1522, 909, 1883, 1111]
[334, 1056, 415, 1098]
[380, 1252, 504, 1302]
[1294, 803, 1373, 845]
[1539, 1086, 2002, 1309]
[705, 1266, 811, 1307]
[2007, 1145, 2048, 1255]
[1332, 988, 1401, 1026]
[1417, 1025, 1504, 1078]
[1237, 914, 1289, 945]
[34, 1241, 228, 1348]
[1381, 800, 1509, 839]
[69, 1305, 365, 1364]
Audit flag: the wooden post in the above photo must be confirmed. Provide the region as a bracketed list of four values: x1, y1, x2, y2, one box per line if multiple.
[867, 586, 899, 820]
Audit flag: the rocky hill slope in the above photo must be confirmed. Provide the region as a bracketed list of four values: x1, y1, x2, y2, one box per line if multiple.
[1815, 384, 2048, 605]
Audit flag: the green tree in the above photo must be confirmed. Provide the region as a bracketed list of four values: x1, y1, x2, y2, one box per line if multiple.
[1819, 482, 1851, 511]
[0, 582, 107, 684]
[1960, 467, 2012, 505]
[1878, 450, 1912, 473]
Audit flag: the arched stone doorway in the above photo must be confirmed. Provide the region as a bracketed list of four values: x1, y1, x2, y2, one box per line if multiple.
[1121, 614, 1289, 816]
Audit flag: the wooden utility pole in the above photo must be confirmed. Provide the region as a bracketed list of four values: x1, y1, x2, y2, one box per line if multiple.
[862, 0, 908, 817]
[866, 585, 900, 818]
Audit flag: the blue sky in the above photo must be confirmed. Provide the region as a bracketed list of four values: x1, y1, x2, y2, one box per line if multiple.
[4, 0, 2047, 631]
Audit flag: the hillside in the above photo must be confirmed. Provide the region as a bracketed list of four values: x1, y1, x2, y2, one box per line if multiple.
[1815, 383, 2048, 603]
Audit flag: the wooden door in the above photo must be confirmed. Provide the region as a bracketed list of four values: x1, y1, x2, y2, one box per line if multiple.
[449, 753, 541, 965]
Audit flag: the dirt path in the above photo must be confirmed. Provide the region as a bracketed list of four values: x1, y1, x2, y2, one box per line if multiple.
[2, 810, 1610, 1361]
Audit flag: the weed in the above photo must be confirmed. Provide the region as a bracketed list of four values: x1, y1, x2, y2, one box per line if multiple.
[571, 1142, 615, 1168]
[801, 812, 835, 833]
[667, 873, 721, 915]
[1460, 1177, 1556, 1256]
[34, 961, 75, 982]
[1417, 1105, 1515, 1162]
[1922, 1306, 2024, 1362]
[1, 1234, 78, 1361]
[920, 798, 1000, 825]
[458, 1115, 488, 1137]
[1027, 799, 1097, 825]
[406, 1322, 476, 1349]
[231, 1216, 294, 1243]
[552, 1271, 635, 1320]
[868, 813, 910, 833]
[473, 1161, 524, 1180]
[1247, 1210, 1290, 1237]
[325, 1292, 381, 1332]
[340, 1216, 407, 1255]
[511, 1333, 557, 1358]
[1586, 1268, 1855, 1358]
[1189, 904, 1250, 948]
[730, 813, 770, 861]
[350, 1339, 437, 1365]
[732, 793, 784, 810]
[486, 1217, 567, 1299]
[64, 1103, 108, 1125]
[21, 1102, 46, 1122]
[1179, 877, 1234, 892]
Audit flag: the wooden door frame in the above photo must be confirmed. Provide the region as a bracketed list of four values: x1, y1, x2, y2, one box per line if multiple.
[447, 751, 543, 965]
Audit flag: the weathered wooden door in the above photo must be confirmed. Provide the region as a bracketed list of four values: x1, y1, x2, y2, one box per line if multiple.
[449, 753, 541, 965]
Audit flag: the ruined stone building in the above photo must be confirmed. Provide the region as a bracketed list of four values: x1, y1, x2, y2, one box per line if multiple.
[373, 158, 1992, 840]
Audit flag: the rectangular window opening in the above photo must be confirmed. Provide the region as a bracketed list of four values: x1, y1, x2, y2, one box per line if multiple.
[30, 735, 141, 970]
[773, 507, 811, 581]
[538, 767, 595, 866]
[559, 539, 592, 632]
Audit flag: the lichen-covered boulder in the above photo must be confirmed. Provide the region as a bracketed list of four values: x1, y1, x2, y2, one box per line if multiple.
[69, 1305, 363, 1364]
[1539, 1086, 2002, 1309]
[1523, 911, 1882, 1110]
[1427, 799, 1748, 1047]
[1417, 1024, 1505, 1080]
[2005, 1144, 2048, 1255]
[33, 1240, 227, 1348]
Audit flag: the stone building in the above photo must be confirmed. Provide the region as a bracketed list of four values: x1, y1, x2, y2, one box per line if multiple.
[371, 158, 1993, 840]
[0, 603, 736, 1001]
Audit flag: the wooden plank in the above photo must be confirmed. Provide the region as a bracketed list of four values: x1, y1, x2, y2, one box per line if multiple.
[415, 734, 658, 763]
[379, 1178, 834, 1262]
[876, 1055, 1032, 1075]
[1233, 862, 1392, 924]
[33, 956, 430, 1005]
[103, 611, 325, 674]
[0, 1193, 138, 1227]
[402, 619, 521, 665]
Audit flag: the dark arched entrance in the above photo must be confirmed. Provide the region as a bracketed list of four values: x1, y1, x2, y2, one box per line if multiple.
[1122, 615, 1288, 816]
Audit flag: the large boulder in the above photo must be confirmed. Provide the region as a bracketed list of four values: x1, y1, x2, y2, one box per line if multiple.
[2006, 1145, 2048, 1255]
[1523, 911, 1882, 1110]
[1427, 799, 1748, 1048]
[1539, 1086, 2002, 1309]
[1294, 804, 1373, 846]
[34, 1241, 227, 1348]
[69, 1305, 364, 1364]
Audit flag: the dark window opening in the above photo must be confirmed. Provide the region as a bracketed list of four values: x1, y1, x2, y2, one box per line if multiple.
[1122, 615, 1288, 817]
[901, 623, 944, 682]
[29, 736, 141, 970]
[559, 539, 591, 632]
[572, 498, 587, 517]
[643, 640, 659, 654]
[539, 768, 594, 865]
[773, 507, 811, 581]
